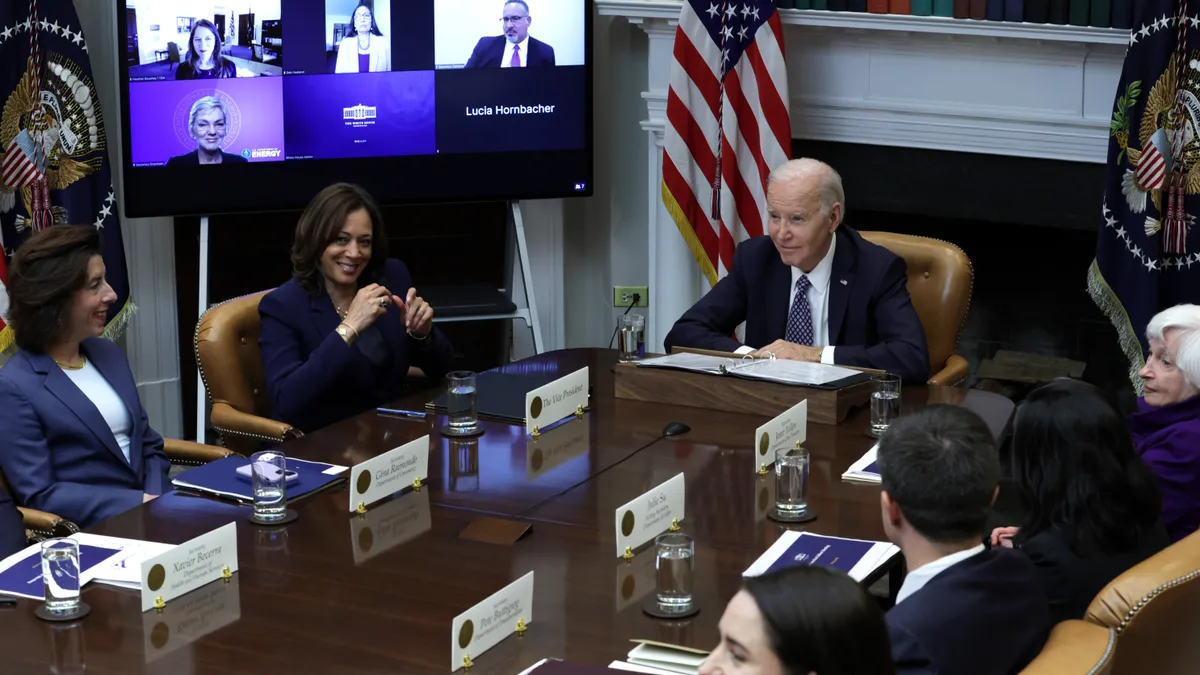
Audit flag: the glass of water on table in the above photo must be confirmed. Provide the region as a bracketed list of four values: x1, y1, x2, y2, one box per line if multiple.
[445, 371, 478, 436]
[869, 372, 901, 438]
[41, 539, 82, 615]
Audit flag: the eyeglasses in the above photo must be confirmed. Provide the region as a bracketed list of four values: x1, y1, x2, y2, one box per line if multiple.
[500, 15, 528, 23]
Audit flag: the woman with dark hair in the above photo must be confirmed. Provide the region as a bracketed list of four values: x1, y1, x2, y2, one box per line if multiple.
[0, 226, 170, 527]
[699, 566, 894, 675]
[990, 378, 1169, 622]
[333, 1, 391, 73]
[175, 19, 237, 80]
[258, 183, 453, 433]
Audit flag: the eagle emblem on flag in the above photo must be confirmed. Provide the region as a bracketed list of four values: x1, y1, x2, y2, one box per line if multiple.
[0, 0, 134, 352]
[1090, 3, 1200, 391]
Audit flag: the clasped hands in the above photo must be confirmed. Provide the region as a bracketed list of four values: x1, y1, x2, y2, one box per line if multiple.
[341, 283, 434, 339]
[750, 340, 823, 362]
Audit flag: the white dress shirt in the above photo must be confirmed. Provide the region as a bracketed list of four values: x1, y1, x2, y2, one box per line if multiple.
[895, 544, 986, 604]
[737, 235, 838, 364]
[63, 360, 133, 464]
[501, 37, 528, 68]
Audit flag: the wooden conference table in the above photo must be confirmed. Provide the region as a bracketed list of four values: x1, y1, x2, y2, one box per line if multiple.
[0, 349, 1014, 675]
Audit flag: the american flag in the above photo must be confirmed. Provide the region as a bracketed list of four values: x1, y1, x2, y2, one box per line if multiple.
[662, 0, 791, 286]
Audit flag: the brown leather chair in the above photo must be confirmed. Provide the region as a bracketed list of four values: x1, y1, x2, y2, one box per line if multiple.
[859, 232, 973, 386]
[19, 507, 79, 541]
[1020, 621, 1115, 675]
[195, 291, 300, 455]
[1084, 528, 1200, 674]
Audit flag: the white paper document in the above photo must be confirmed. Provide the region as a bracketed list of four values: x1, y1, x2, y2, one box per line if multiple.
[71, 533, 175, 590]
[637, 353, 859, 386]
[841, 443, 882, 485]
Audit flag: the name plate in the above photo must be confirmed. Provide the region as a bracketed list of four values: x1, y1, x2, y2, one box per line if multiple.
[143, 574, 241, 662]
[754, 399, 807, 473]
[348, 435, 430, 512]
[525, 366, 589, 434]
[451, 571, 534, 671]
[350, 489, 431, 564]
[614, 472, 685, 558]
[526, 416, 590, 480]
[141, 522, 238, 612]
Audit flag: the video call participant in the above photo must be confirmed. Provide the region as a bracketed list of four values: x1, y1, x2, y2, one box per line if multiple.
[878, 405, 1050, 675]
[165, 96, 248, 166]
[0, 226, 172, 528]
[464, 0, 556, 68]
[664, 158, 930, 382]
[334, 1, 391, 73]
[258, 183, 454, 434]
[699, 566, 895, 675]
[175, 19, 237, 80]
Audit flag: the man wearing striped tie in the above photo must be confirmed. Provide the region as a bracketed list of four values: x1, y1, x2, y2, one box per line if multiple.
[665, 158, 931, 382]
[464, 0, 556, 69]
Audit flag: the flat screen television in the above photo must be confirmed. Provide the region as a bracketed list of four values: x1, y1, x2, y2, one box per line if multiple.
[118, 0, 594, 218]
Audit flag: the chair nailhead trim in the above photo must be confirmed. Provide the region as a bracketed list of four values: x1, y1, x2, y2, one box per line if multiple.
[1115, 569, 1200, 635]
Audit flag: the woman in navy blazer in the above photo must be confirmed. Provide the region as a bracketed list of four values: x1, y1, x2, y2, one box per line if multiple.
[259, 183, 454, 433]
[0, 226, 170, 528]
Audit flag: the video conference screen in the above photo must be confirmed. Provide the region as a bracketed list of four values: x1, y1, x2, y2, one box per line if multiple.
[118, 0, 593, 217]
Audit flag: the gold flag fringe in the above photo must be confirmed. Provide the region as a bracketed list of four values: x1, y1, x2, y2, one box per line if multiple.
[661, 181, 718, 288]
[1086, 259, 1145, 395]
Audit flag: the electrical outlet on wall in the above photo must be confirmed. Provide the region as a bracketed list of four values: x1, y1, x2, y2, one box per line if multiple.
[613, 286, 649, 307]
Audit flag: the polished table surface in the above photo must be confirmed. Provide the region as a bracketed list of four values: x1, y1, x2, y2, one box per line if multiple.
[0, 349, 1014, 674]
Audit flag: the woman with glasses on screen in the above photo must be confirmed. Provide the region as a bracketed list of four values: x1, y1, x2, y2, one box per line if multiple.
[334, 2, 391, 73]
[175, 19, 237, 80]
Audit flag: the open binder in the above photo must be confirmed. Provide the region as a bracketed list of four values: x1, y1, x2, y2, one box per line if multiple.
[635, 352, 871, 390]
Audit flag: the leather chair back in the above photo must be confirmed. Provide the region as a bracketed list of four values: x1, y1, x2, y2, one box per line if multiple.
[195, 291, 271, 440]
[1020, 621, 1115, 675]
[859, 232, 972, 378]
[1084, 529, 1200, 674]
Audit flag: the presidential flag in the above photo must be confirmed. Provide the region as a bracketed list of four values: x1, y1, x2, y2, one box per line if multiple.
[662, 0, 791, 286]
[0, 0, 133, 352]
[1089, 1, 1200, 390]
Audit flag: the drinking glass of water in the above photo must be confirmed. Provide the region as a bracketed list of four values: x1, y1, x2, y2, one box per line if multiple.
[445, 371, 478, 436]
[250, 450, 288, 522]
[869, 373, 902, 438]
[41, 539, 81, 615]
[618, 314, 645, 362]
[654, 532, 694, 613]
[774, 445, 810, 521]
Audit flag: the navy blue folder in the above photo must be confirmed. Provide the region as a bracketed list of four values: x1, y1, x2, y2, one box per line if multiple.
[172, 456, 346, 504]
[765, 533, 878, 577]
[0, 543, 123, 599]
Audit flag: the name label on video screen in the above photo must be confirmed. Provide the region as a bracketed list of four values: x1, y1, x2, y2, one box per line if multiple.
[466, 104, 556, 117]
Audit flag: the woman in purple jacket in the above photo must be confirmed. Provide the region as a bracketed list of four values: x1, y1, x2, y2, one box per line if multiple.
[1129, 304, 1200, 542]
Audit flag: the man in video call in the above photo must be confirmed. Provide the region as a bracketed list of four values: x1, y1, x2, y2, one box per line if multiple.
[165, 96, 248, 166]
[464, 0, 555, 68]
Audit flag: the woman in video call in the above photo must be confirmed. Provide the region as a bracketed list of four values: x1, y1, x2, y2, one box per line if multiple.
[175, 19, 237, 80]
[334, 1, 391, 73]
[258, 183, 453, 433]
[165, 96, 248, 166]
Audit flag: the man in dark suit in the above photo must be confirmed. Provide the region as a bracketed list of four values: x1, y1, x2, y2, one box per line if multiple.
[464, 0, 556, 68]
[877, 405, 1051, 675]
[663, 158, 930, 382]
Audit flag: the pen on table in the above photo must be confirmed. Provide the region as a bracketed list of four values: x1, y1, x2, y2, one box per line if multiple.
[376, 407, 428, 420]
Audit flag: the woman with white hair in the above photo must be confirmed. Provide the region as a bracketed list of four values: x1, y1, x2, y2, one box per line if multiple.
[1129, 303, 1200, 542]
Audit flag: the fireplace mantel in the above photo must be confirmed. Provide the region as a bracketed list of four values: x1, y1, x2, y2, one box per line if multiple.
[594, 0, 1129, 352]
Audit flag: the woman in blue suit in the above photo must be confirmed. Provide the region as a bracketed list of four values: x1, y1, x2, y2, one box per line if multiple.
[259, 183, 454, 433]
[0, 226, 170, 528]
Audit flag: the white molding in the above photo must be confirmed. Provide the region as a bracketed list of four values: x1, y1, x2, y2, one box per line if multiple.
[597, 0, 1130, 44]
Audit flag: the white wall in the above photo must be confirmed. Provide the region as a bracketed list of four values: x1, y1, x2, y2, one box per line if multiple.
[75, 0, 184, 439]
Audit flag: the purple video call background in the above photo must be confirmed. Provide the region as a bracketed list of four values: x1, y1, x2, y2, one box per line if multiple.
[283, 72, 436, 160]
[129, 78, 286, 165]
